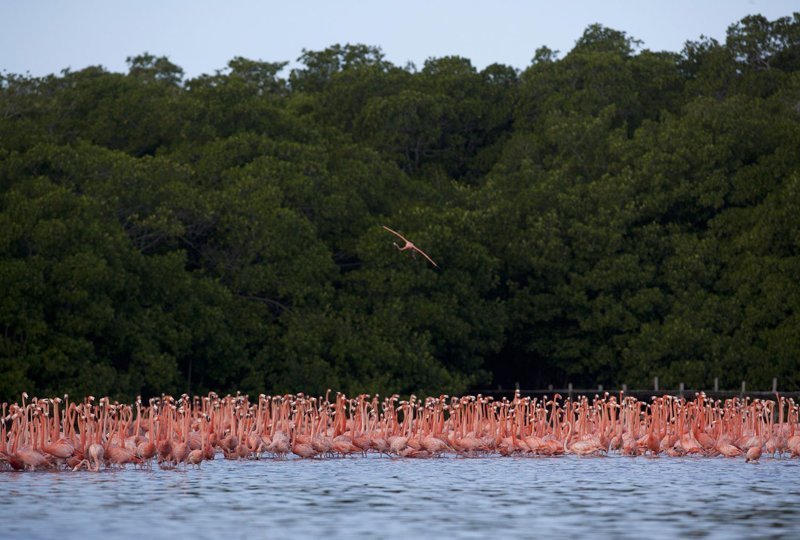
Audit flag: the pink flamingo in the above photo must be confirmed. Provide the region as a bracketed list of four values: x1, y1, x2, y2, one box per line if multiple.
[382, 226, 439, 268]
[8, 390, 800, 468]
[187, 416, 206, 468]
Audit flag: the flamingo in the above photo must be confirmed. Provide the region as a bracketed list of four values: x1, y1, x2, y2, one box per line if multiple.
[5, 391, 800, 469]
[87, 422, 105, 472]
[382, 226, 439, 268]
[745, 442, 763, 463]
[187, 416, 206, 468]
[290, 432, 317, 459]
[136, 407, 157, 465]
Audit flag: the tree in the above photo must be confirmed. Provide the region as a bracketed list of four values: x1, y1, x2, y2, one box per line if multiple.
[289, 43, 391, 92]
[2, 14, 800, 401]
[126, 53, 184, 85]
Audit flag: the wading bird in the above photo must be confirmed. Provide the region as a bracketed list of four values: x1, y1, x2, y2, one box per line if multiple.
[382, 226, 439, 268]
[1, 391, 783, 472]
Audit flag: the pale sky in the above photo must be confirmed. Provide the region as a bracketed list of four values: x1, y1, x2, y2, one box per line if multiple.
[2, 1, 797, 78]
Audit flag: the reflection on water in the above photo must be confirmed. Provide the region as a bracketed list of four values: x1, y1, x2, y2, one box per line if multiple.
[1, 455, 799, 539]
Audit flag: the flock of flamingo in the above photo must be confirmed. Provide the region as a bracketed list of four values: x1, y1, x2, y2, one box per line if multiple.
[1, 391, 798, 472]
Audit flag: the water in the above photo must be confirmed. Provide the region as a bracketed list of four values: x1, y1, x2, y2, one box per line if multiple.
[2, 455, 799, 539]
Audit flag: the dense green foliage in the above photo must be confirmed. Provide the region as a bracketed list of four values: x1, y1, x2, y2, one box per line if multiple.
[2, 14, 799, 401]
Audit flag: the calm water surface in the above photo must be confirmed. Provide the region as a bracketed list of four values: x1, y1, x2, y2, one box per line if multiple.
[1, 455, 798, 539]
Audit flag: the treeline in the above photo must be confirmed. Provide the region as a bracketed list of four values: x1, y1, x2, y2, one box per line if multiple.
[1, 14, 799, 402]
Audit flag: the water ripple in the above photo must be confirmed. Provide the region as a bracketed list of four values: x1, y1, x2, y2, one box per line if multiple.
[1, 456, 800, 539]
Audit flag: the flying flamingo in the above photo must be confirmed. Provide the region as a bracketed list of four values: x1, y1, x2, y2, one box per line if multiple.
[382, 226, 439, 268]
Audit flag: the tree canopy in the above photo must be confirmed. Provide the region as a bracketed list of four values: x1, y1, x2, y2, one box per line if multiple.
[2, 13, 799, 401]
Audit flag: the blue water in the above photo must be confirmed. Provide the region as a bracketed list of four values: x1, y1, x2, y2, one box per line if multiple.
[1, 455, 799, 539]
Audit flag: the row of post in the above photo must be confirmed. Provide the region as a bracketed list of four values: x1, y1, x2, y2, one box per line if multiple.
[507, 377, 780, 399]
[653, 376, 778, 394]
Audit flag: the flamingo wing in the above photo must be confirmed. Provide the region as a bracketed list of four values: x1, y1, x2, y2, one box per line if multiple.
[412, 246, 439, 269]
[382, 225, 409, 243]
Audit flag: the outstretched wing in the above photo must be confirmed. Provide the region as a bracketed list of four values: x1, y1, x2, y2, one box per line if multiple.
[382, 225, 409, 243]
[412, 246, 439, 269]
